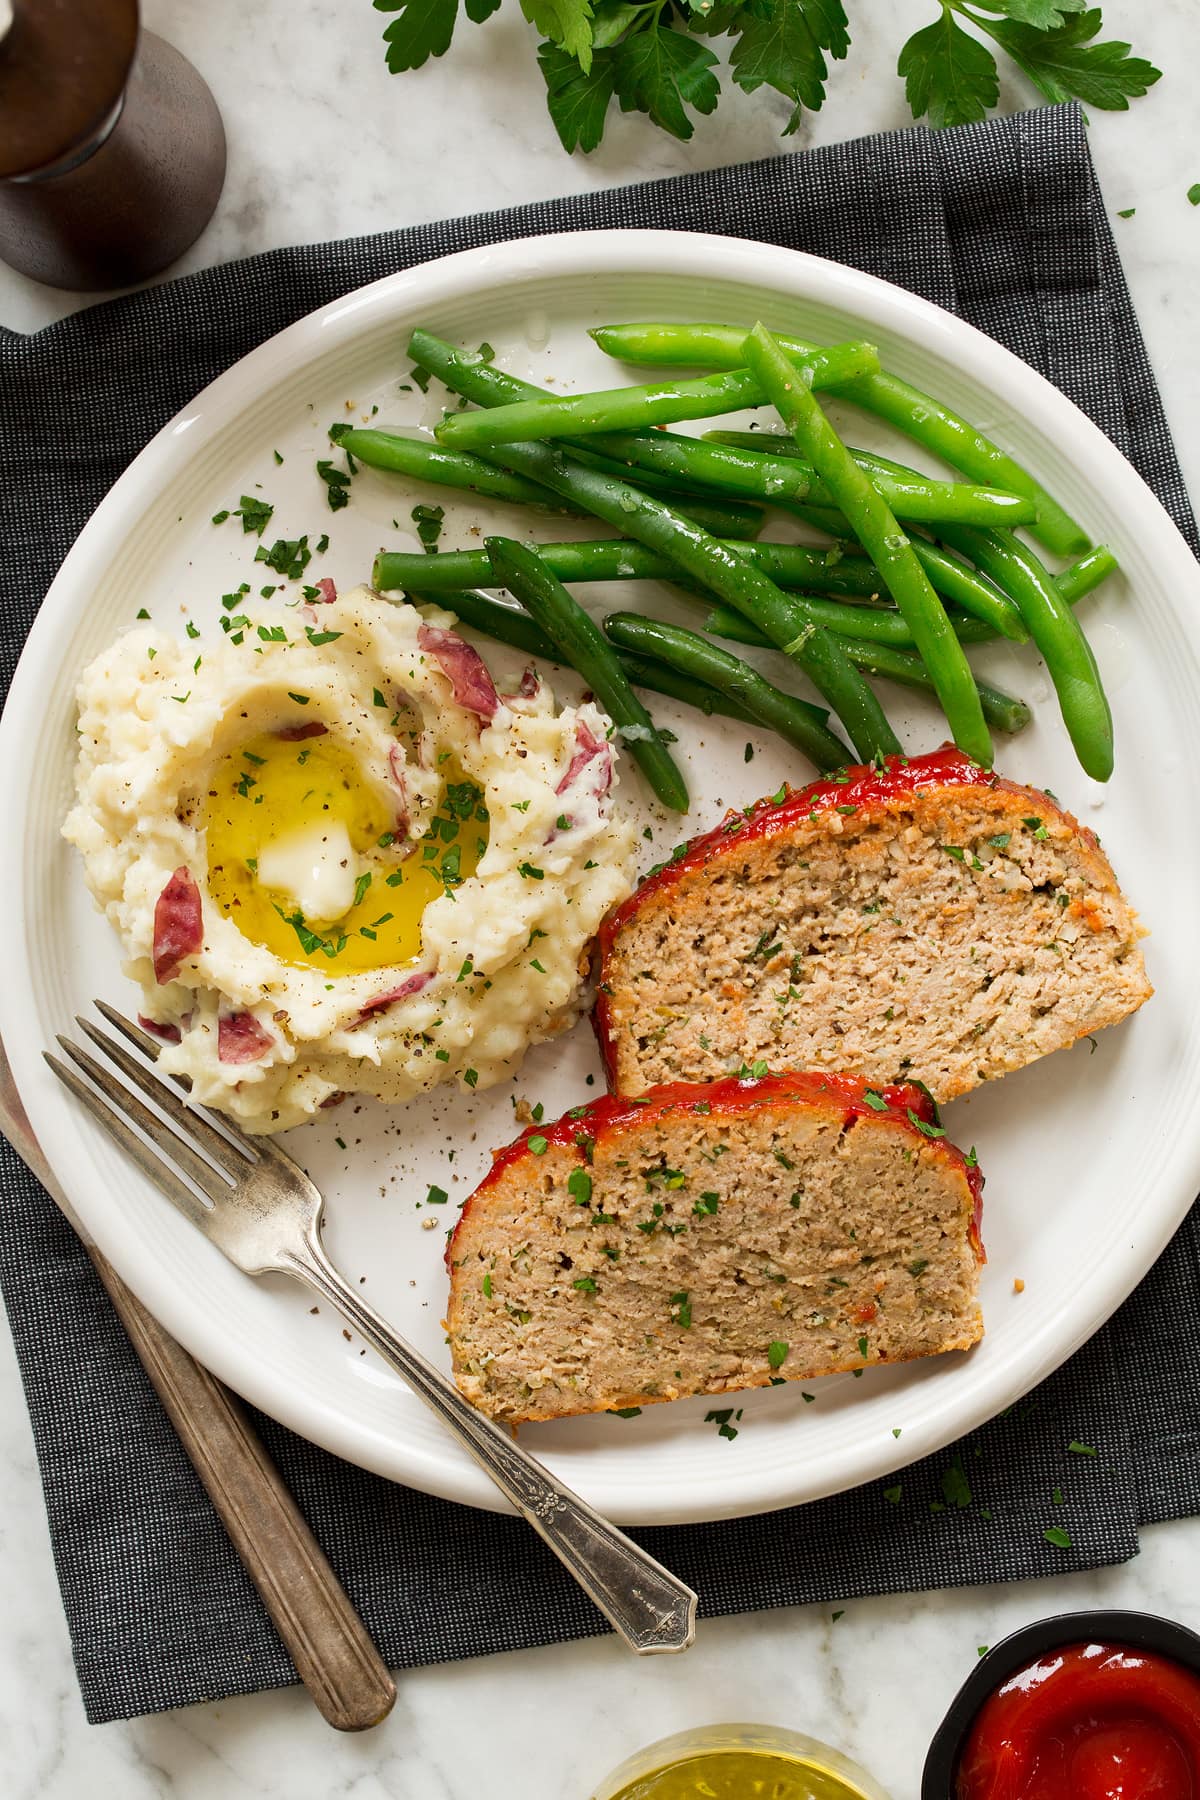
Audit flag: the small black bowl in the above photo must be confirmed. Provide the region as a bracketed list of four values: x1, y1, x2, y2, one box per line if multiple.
[922, 1608, 1200, 1799]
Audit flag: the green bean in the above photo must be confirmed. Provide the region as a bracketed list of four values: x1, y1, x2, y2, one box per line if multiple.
[937, 524, 1113, 781]
[407, 333, 899, 760]
[406, 587, 782, 731]
[743, 323, 992, 767]
[589, 432, 1027, 640]
[602, 614, 851, 772]
[580, 427, 1035, 530]
[375, 537, 892, 598]
[484, 444, 900, 762]
[429, 341, 880, 451]
[564, 448, 765, 538]
[838, 642, 1030, 736]
[333, 427, 572, 510]
[700, 607, 1029, 736]
[703, 543, 1117, 651]
[612, 652, 764, 726]
[589, 322, 1090, 558]
[341, 424, 762, 540]
[404, 330, 1021, 633]
[705, 589, 916, 647]
[1057, 544, 1119, 604]
[483, 537, 689, 811]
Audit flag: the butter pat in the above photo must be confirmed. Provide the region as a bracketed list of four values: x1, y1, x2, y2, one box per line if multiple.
[258, 819, 358, 922]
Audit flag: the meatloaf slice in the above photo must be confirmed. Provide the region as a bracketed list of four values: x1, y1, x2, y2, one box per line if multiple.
[446, 1072, 983, 1424]
[595, 747, 1151, 1103]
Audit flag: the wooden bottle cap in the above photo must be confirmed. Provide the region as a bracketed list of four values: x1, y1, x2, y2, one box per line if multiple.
[0, 0, 139, 181]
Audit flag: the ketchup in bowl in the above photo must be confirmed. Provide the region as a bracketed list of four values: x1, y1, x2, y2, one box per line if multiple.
[956, 1641, 1200, 1798]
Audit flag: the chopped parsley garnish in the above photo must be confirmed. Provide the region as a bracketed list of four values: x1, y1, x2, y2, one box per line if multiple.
[609, 1406, 641, 1419]
[256, 535, 312, 579]
[767, 1340, 788, 1369]
[528, 1135, 548, 1155]
[518, 862, 544, 880]
[1043, 1526, 1072, 1550]
[941, 1460, 972, 1508]
[425, 1185, 448, 1205]
[883, 1484, 902, 1506]
[693, 1192, 719, 1217]
[412, 502, 445, 553]
[463, 1068, 478, 1088]
[861, 1089, 887, 1112]
[906, 1108, 946, 1139]
[669, 1291, 692, 1329]
[482, 1272, 493, 1297]
[573, 1276, 597, 1293]
[568, 1167, 592, 1206]
[1068, 1440, 1097, 1457]
[706, 1407, 741, 1440]
[316, 458, 353, 512]
[273, 904, 347, 960]
[215, 495, 275, 536]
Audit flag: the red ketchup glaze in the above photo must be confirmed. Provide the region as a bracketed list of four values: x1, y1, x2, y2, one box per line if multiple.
[591, 746, 1097, 1091]
[446, 1070, 984, 1269]
[957, 1643, 1200, 1800]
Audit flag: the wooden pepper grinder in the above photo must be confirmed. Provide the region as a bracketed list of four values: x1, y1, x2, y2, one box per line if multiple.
[0, 0, 226, 291]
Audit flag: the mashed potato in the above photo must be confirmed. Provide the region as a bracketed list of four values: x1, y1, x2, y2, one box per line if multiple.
[65, 585, 637, 1132]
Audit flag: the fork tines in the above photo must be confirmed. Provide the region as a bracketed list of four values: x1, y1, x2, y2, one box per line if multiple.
[44, 1003, 260, 1225]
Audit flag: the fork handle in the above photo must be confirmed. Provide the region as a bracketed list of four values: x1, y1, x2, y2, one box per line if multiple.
[286, 1244, 697, 1656]
[87, 1247, 397, 1730]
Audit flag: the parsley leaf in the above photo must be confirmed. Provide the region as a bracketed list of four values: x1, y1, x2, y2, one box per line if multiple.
[982, 0, 1086, 26]
[899, 12, 999, 128]
[538, 40, 618, 152]
[613, 27, 720, 141]
[729, 0, 847, 132]
[520, 0, 594, 67]
[976, 7, 1162, 109]
[316, 459, 353, 512]
[375, 0, 461, 70]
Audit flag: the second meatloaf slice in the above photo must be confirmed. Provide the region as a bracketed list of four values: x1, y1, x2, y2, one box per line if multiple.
[595, 747, 1151, 1103]
[446, 1072, 983, 1424]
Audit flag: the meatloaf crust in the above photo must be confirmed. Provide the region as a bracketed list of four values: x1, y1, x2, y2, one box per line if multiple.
[595, 747, 1151, 1103]
[446, 1072, 983, 1424]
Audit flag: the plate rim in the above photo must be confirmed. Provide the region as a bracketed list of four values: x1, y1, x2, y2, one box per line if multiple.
[4, 226, 1200, 1524]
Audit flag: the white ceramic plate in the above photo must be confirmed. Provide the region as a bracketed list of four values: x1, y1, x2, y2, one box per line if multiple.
[3, 231, 1198, 1525]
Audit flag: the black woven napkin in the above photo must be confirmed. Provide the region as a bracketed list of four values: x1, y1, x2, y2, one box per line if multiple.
[2, 101, 1197, 1727]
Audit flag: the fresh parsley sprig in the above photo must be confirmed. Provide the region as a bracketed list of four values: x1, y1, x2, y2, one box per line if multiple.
[371, 0, 1159, 153]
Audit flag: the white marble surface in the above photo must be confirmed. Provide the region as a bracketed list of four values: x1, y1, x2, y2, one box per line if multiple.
[2, 0, 1199, 1793]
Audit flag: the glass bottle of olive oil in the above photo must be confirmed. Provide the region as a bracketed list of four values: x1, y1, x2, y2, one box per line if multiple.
[590, 1726, 890, 1800]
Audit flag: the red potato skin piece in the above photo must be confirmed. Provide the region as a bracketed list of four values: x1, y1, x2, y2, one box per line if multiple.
[447, 1069, 985, 1271]
[592, 746, 1102, 1092]
[152, 866, 204, 985]
[217, 1012, 273, 1064]
[276, 721, 329, 742]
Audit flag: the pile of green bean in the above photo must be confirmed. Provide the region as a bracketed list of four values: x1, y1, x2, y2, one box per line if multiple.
[354, 320, 1118, 810]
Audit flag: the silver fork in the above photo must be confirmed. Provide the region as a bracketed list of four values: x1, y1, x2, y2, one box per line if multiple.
[46, 1003, 697, 1656]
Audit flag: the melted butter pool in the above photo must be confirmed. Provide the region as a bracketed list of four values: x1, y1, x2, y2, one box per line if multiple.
[204, 728, 487, 975]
